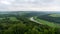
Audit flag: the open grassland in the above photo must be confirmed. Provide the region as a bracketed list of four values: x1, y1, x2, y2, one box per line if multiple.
[49, 14, 60, 17]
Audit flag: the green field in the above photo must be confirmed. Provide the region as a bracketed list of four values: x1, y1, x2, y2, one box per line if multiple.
[49, 14, 60, 17]
[34, 17, 60, 28]
[9, 17, 19, 21]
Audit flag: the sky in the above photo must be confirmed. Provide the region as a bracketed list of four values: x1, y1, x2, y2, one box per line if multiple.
[0, 0, 60, 11]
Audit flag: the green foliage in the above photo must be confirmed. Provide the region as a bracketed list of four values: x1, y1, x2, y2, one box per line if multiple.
[0, 11, 59, 34]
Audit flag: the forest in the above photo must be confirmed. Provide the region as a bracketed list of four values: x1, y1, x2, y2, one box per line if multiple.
[0, 11, 59, 34]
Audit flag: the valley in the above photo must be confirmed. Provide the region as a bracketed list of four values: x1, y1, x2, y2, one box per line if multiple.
[0, 11, 59, 34]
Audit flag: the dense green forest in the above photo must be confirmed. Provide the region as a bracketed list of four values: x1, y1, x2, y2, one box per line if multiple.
[0, 11, 60, 34]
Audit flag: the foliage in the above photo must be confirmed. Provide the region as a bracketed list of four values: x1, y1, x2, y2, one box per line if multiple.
[0, 11, 59, 34]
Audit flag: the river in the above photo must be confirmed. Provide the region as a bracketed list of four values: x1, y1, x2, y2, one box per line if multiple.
[30, 17, 42, 24]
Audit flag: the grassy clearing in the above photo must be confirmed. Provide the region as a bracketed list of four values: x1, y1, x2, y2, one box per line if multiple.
[9, 17, 19, 21]
[34, 17, 60, 28]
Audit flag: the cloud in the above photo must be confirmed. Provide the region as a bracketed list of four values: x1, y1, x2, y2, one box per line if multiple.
[0, 0, 60, 11]
[0, 1, 11, 5]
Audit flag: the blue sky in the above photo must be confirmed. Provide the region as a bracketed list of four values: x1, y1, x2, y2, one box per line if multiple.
[0, 0, 60, 11]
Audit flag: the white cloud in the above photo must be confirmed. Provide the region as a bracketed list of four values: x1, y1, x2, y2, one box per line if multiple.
[1, 1, 11, 5]
[0, 0, 60, 11]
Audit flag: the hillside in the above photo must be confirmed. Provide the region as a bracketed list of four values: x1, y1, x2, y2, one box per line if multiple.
[0, 11, 59, 34]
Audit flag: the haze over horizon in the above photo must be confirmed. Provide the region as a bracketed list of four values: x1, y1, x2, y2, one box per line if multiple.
[0, 0, 60, 11]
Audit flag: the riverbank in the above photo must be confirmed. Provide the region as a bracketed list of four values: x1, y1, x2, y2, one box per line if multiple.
[29, 17, 60, 28]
